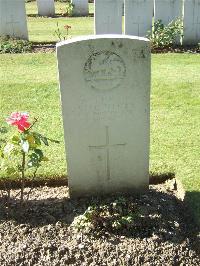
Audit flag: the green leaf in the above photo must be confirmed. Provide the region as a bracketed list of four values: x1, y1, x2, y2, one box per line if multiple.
[6, 167, 16, 175]
[27, 135, 35, 145]
[27, 148, 44, 168]
[17, 164, 23, 172]
[41, 156, 49, 161]
[0, 127, 8, 134]
[27, 152, 39, 168]
[11, 135, 20, 144]
[47, 138, 60, 144]
[34, 149, 44, 160]
[0, 138, 6, 145]
[12, 149, 20, 156]
[40, 135, 49, 146]
[0, 149, 4, 158]
[32, 133, 41, 146]
[32, 132, 60, 145]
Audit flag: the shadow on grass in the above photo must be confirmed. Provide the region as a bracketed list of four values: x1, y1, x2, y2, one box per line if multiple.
[149, 172, 175, 184]
[181, 191, 200, 255]
[184, 191, 200, 227]
[0, 176, 68, 190]
[27, 13, 94, 18]
[27, 14, 68, 18]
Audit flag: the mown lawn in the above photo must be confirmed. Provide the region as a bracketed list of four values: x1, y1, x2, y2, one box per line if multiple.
[0, 52, 199, 223]
[25, 1, 94, 16]
[26, 1, 94, 42]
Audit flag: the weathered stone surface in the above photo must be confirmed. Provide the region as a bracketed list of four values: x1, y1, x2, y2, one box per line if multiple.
[37, 0, 55, 17]
[0, 0, 28, 40]
[57, 35, 151, 197]
[95, 0, 123, 34]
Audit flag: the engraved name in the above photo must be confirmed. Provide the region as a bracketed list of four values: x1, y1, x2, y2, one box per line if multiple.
[70, 96, 135, 121]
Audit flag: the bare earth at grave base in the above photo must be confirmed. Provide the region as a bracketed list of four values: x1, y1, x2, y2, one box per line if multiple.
[0, 181, 199, 265]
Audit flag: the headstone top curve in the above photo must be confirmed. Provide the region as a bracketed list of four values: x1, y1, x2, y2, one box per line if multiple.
[56, 35, 150, 48]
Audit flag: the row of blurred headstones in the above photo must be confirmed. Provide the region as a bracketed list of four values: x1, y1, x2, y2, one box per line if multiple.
[36, 0, 89, 17]
[0, 0, 199, 45]
[96, 0, 200, 45]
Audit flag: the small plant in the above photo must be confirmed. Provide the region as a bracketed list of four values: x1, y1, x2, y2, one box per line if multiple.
[60, 0, 74, 17]
[0, 37, 32, 54]
[64, 24, 72, 36]
[148, 18, 183, 49]
[72, 196, 138, 233]
[0, 112, 59, 203]
[54, 22, 72, 41]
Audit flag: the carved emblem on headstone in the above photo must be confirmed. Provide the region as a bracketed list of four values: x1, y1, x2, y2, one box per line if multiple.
[84, 51, 126, 90]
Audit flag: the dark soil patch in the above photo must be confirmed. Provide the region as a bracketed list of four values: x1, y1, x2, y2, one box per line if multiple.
[0, 176, 68, 190]
[152, 45, 200, 54]
[0, 180, 199, 265]
[32, 43, 56, 53]
[0, 173, 174, 190]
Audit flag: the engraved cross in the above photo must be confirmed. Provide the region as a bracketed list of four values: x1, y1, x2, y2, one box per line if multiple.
[102, 15, 113, 33]
[89, 126, 126, 181]
[6, 15, 20, 37]
[196, 7, 200, 25]
[131, 16, 145, 36]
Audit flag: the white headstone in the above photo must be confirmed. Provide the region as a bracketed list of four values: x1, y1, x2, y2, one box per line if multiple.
[72, 0, 89, 16]
[57, 35, 151, 198]
[183, 0, 200, 45]
[124, 0, 154, 37]
[37, 0, 55, 17]
[154, 0, 182, 25]
[95, 0, 123, 34]
[0, 0, 28, 40]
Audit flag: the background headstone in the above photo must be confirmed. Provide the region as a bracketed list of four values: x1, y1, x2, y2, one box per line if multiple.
[95, 0, 123, 34]
[124, 0, 154, 37]
[154, 0, 183, 44]
[0, 0, 28, 40]
[154, 0, 182, 25]
[183, 0, 200, 45]
[72, 0, 89, 16]
[37, 0, 55, 17]
[57, 35, 151, 197]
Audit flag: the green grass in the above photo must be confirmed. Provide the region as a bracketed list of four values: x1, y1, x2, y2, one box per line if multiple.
[26, 1, 94, 42]
[151, 54, 200, 224]
[0, 53, 66, 177]
[25, 1, 94, 16]
[0, 53, 200, 223]
[28, 17, 93, 42]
